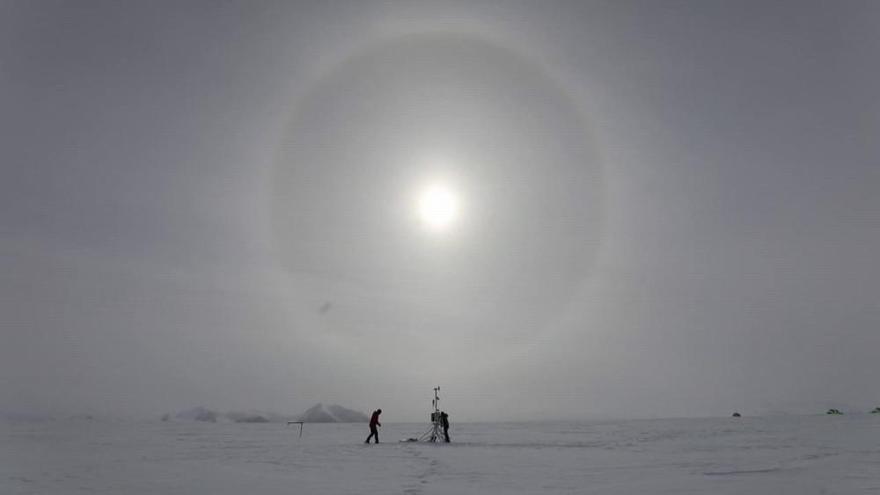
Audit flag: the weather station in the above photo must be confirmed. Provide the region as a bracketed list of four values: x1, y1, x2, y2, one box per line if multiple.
[404, 386, 450, 443]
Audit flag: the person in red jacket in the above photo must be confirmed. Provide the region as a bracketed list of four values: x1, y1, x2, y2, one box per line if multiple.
[365, 409, 382, 444]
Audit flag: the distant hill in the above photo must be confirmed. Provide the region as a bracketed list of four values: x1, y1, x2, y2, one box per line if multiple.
[169, 407, 292, 423]
[166, 405, 367, 423]
[298, 403, 368, 423]
[225, 411, 273, 423]
[0, 411, 55, 422]
[174, 406, 219, 422]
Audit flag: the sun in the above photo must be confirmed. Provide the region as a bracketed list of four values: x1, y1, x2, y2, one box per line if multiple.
[417, 184, 458, 230]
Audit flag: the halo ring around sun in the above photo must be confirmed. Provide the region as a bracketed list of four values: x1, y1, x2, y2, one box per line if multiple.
[272, 32, 604, 359]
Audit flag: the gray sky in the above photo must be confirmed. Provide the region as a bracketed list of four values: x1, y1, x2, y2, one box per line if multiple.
[2, 0, 878, 421]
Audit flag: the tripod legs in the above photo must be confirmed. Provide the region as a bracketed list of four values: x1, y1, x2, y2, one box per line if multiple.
[417, 423, 443, 442]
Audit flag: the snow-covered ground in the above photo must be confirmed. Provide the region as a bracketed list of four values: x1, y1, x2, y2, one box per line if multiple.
[3, 415, 879, 494]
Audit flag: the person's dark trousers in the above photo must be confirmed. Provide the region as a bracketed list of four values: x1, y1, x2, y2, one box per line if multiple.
[443, 428, 450, 443]
[365, 426, 379, 443]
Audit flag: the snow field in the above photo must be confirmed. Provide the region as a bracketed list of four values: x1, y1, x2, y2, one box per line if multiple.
[3, 415, 879, 494]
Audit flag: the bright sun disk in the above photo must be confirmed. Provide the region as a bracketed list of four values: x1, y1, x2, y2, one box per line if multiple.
[418, 185, 458, 230]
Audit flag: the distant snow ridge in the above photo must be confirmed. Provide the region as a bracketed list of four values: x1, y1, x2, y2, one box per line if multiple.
[0, 411, 55, 422]
[298, 403, 368, 423]
[174, 406, 218, 422]
[168, 405, 367, 423]
[225, 411, 271, 423]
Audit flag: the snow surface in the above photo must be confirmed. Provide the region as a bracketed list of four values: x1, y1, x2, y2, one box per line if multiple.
[3, 415, 879, 494]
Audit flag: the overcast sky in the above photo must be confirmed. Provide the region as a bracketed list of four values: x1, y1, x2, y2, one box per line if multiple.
[2, 0, 878, 421]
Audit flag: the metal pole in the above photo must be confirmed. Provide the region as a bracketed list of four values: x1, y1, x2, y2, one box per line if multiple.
[287, 421, 304, 438]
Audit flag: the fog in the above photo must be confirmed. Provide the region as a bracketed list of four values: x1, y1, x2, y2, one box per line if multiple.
[2, 1, 878, 422]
